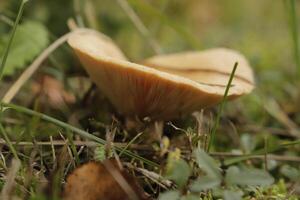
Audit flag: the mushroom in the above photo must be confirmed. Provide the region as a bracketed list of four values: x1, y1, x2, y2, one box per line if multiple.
[68, 29, 254, 121]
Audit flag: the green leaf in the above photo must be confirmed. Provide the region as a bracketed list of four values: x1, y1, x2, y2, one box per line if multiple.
[189, 176, 221, 192]
[194, 148, 221, 178]
[166, 159, 191, 188]
[280, 165, 300, 181]
[223, 190, 243, 200]
[159, 190, 180, 200]
[0, 20, 49, 76]
[225, 166, 274, 186]
[94, 145, 106, 161]
[240, 133, 256, 153]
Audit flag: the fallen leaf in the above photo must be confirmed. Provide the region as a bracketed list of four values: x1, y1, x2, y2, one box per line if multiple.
[32, 75, 75, 108]
[63, 159, 150, 200]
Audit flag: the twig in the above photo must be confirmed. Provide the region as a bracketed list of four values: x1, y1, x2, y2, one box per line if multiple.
[2, 139, 298, 163]
[0, 139, 150, 150]
[263, 98, 300, 138]
[264, 136, 268, 171]
[125, 163, 173, 189]
[241, 124, 296, 137]
[50, 136, 57, 169]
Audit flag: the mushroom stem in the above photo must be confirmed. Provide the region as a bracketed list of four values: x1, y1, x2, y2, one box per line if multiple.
[125, 117, 164, 142]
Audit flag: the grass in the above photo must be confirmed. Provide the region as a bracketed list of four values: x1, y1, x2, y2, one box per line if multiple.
[286, 0, 300, 74]
[1, 102, 159, 168]
[0, 123, 19, 159]
[0, 0, 28, 79]
[207, 62, 238, 152]
[0, 0, 28, 165]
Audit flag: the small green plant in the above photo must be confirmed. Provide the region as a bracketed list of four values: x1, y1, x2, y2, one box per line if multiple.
[159, 147, 276, 200]
[0, 20, 49, 76]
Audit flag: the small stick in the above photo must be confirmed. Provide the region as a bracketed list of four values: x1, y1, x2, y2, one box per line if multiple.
[126, 163, 173, 189]
[0, 139, 150, 150]
[264, 136, 268, 171]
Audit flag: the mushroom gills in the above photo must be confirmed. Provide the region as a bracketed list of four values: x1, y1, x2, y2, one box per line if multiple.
[68, 29, 255, 120]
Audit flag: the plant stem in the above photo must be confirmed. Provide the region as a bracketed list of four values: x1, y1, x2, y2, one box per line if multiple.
[286, 0, 300, 75]
[73, 0, 85, 28]
[119, 132, 144, 157]
[208, 62, 238, 152]
[0, 123, 19, 160]
[0, 0, 28, 80]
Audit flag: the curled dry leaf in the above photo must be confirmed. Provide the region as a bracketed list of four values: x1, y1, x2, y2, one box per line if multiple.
[32, 75, 75, 108]
[68, 29, 255, 120]
[63, 159, 150, 200]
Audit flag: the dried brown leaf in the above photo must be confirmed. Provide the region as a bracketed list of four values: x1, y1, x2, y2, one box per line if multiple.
[63, 159, 150, 200]
[31, 75, 75, 108]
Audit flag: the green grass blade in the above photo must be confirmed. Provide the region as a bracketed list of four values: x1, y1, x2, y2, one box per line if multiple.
[73, 0, 85, 27]
[285, 0, 300, 74]
[119, 131, 143, 157]
[0, 123, 19, 159]
[116, 0, 162, 54]
[1, 102, 159, 168]
[290, 0, 300, 72]
[0, 0, 28, 80]
[208, 62, 238, 152]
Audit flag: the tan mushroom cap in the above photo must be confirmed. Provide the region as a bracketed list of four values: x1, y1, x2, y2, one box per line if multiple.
[142, 49, 254, 92]
[68, 29, 255, 120]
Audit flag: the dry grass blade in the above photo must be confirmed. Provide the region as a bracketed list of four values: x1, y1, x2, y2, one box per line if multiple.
[0, 159, 21, 200]
[2, 32, 72, 103]
[1, 102, 159, 167]
[263, 98, 300, 139]
[116, 0, 162, 54]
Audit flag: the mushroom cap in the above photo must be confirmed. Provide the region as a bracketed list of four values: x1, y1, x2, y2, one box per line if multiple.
[68, 29, 255, 120]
